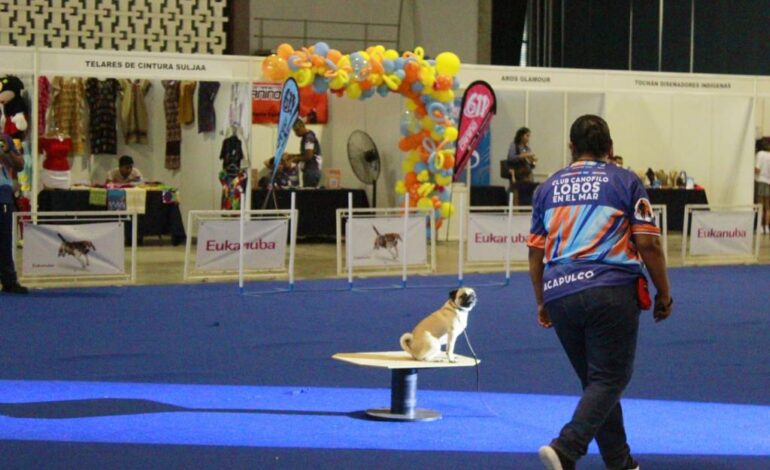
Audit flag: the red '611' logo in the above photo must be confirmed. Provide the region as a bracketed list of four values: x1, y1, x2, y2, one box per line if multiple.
[464, 92, 491, 118]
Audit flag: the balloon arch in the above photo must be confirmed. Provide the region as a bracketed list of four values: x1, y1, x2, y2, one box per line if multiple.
[261, 42, 462, 229]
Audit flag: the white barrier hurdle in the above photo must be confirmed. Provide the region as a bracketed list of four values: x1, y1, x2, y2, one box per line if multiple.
[336, 193, 436, 286]
[682, 204, 761, 265]
[13, 211, 138, 285]
[184, 195, 297, 286]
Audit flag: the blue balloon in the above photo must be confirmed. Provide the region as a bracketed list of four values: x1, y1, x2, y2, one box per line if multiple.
[383, 59, 395, 73]
[350, 52, 367, 73]
[452, 77, 461, 90]
[411, 81, 424, 93]
[314, 42, 330, 57]
[377, 85, 389, 97]
[395, 69, 405, 80]
[394, 58, 405, 70]
[287, 54, 301, 71]
[362, 88, 376, 99]
[439, 190, 451, 202]
[414, 162, 428, 173]
[312, 76, 328, 93]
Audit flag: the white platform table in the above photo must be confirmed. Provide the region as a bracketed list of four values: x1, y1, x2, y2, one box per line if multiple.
[332, 351, 479, 422]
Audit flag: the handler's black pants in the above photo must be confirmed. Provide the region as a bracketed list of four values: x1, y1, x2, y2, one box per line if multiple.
[0, 201, 19, 287]
[546, 284, 640, 469]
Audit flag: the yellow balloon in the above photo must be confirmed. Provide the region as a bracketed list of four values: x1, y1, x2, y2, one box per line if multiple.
[402, 158, 416, 173]
[293, 68, 313, 87]
[347, 82, 362, 99]
[329, 70, 349, 90]
[384, 49, 399, 60]
[434, 90, 455, 103]
[395, 181, 406, 194]
[435, 174, 452, 186]
[418, 182, 435, 197]
[444, 126, 458, 142]
[405, 99, 418, 111]
[417, 197, 434, 213]
[435, 52, 461, 76]
[440, 202, 455, 218]
[420, 116, 436, 130]
[417, 169, 430, 182]
[419, 67, 436, 88]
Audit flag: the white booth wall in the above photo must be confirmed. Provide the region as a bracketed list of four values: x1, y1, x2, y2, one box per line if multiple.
[605, 93, 755, 206]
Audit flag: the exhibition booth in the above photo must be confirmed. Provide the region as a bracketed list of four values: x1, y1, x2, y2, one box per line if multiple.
[3, 45, 769, 283]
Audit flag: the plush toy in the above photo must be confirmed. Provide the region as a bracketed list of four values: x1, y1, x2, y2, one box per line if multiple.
[0, 75, 28, 150]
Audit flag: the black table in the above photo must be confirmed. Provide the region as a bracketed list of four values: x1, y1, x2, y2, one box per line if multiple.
[252, 188, 369, 241]
[647, 188, 708, 231]
[470, 186, 509, 206]
[37, 189, 187, 245]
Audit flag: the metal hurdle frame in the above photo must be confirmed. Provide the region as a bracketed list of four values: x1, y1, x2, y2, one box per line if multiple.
[335, 194, 436, 285]
[651, 204, 668, 261]
[681, 204, 761, 266]
[12, 210, 138, 285]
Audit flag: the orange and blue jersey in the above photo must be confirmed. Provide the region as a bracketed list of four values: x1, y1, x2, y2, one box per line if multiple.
[527, 160, 659, 303]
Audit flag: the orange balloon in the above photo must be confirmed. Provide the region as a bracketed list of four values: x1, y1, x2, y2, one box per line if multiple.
[277, 43, 294, 60]
[435, 219, 443, 230]
[434, 74, 453, 91]
[442, 153, 455, 169]
[404, 61, 420, 81]
[405, 172, 418, 187]
[261, 55, 289, 81]
[326, 49, 342, 64]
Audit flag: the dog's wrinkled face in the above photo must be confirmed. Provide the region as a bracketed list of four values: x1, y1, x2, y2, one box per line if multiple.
[449, 287, 477, 309]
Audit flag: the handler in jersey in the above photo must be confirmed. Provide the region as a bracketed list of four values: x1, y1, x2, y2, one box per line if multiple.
[528, 115, 672, 470]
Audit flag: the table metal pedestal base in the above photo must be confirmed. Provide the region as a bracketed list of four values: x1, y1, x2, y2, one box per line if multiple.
[365, 368, 441, 422]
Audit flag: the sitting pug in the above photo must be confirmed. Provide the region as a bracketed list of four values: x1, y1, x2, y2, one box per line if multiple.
[400, 287, 477, 362]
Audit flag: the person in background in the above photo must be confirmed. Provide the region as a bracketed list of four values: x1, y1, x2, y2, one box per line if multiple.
[507, 127, 538, 205]
[609, 155, 624, 167]
[286, 118, 322, 188]
[755, 139, 770, 234]
[107, 155, 143, 185]
[0, 134, 27, 294]
[527, 115, 672, 470]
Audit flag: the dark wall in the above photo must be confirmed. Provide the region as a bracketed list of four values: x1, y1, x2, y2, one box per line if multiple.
[495, 0, 770, 75]
[491, 0, 528, 66]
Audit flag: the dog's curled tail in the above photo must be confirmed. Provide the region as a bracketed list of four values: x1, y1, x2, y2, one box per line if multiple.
[399, 333, 413, 355]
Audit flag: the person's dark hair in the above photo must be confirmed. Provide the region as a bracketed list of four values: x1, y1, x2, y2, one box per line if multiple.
[514, 127, 530, 146]
[570, 115, 612, 159]
[119, 155, 134, 166]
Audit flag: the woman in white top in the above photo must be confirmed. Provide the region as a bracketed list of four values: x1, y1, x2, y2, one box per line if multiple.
[755, 140, 770, 233]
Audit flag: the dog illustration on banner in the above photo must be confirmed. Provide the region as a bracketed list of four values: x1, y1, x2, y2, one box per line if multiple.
[400, 287, 477, 363]
[57, 233, 96, 269]
[372, 225, 401, 260]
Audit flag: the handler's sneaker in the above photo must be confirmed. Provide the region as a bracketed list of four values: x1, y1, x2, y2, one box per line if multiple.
[539, 445, 575, 470]
[620, 457, 640, 470]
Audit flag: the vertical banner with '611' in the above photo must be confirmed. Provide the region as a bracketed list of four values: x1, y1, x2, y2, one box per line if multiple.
[453, 80, 497, 181]
[270, 78, 300, 186]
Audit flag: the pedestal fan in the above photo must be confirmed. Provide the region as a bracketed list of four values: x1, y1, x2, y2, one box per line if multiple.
[347, 130, 381, 207]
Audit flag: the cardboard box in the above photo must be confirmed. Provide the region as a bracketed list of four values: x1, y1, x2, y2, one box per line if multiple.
[325, 168, 341, 189]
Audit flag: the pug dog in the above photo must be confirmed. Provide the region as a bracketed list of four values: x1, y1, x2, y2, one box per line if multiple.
[400, 287, 477, 363]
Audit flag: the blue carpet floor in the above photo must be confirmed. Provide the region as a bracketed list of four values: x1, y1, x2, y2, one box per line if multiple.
[0, 265, 768, 469]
